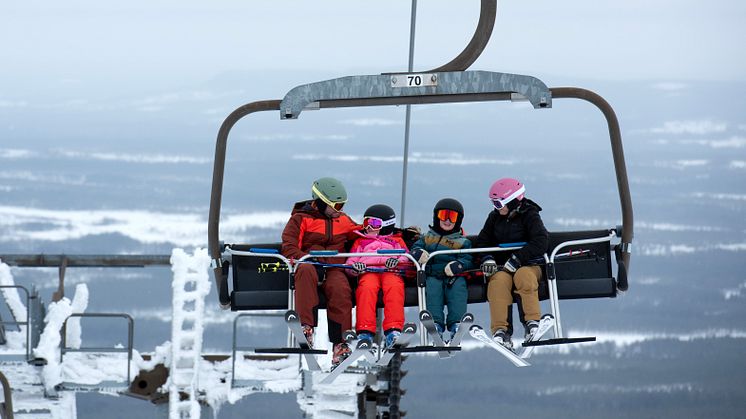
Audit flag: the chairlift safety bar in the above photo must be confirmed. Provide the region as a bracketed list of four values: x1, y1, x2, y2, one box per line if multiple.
[544, 231, 617, 337]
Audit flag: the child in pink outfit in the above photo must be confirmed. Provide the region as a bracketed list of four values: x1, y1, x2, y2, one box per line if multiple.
[347, 204, 409, 347]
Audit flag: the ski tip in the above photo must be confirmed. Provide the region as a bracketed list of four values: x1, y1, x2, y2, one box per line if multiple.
[462, 313, 474, 322]
[541, 313, 555, 320]
[419, 311, 433, 321]
[469, 324, 482, 332]
[284, 310, 298, 322]
[403, 323, 417, 333]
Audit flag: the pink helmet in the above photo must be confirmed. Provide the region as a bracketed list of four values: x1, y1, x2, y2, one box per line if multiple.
[488, 178, 525, 210]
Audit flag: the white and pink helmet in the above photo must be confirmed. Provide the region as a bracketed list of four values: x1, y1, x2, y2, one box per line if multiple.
[488, 178, 525, 210]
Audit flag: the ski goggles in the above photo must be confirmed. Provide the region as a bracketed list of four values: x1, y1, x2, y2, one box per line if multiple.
[436, 209, 459, 223]
[491, 185, 525, 210]
[312, 184, 346, 211]
[363, 216, 396, 230]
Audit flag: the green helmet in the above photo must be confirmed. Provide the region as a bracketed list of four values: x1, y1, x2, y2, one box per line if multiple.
[311, 177, 348, 207]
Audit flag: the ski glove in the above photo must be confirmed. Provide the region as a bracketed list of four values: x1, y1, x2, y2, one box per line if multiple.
[384, 257, 399, 269]
[352, 262, 367, 273]
[444, 261, 464, 277]
[402, 225, 422, 243]
[480, 258, 498, 276]
[502, 254, 521, 273]
[411, 248, 430, 265]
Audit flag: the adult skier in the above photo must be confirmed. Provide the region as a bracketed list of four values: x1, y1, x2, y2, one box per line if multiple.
[475, 178, 549, 350]
[280, 177, 360, 368]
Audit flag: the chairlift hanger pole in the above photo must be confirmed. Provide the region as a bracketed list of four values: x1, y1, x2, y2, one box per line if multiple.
[400, 0, 417, 226]
[208, 0, 632, 307]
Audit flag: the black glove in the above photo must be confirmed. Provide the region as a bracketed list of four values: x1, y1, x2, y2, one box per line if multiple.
[411, 248, 430, 265]
[352, 262, 367, 273]
[402, 225, 422, 244]
[480, 257, 498, 276]
[385, 257, 399, 269]
[503, 254, 521, 273]
[444, 261, 464, 277]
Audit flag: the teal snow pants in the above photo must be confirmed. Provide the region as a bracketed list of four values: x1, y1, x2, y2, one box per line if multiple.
[425, 275, 468, 330]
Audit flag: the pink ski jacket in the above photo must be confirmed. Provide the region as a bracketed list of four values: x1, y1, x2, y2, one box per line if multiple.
[346, 231, 410, 271]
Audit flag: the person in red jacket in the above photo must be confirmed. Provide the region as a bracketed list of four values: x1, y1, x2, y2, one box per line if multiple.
[346, 204, 410, 349]
[281, 177, 360, 368]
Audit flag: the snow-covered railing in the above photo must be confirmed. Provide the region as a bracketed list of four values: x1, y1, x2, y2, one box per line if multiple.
[0, 284, 31, 361]
[60, 313, 134, 386]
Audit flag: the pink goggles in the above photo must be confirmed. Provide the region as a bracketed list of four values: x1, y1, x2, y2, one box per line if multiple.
[363, 216, 396, 230]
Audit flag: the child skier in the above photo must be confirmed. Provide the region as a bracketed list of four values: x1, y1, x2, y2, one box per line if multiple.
[347, 204, 410, 348]
[410, 198, 473, 341]
[475, 178, 549, 350]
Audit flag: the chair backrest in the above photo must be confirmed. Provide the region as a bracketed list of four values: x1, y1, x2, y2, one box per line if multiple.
[228, 229, 617, 311]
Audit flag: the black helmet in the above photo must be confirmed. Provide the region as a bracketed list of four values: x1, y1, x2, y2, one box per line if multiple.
[364, 204, 397, 235]
[432, 198, 464, 235]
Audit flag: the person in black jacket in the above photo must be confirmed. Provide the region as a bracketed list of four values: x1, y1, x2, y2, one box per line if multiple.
[475, 178, 549, 350]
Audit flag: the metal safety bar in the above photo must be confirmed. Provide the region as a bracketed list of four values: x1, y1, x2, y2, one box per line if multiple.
[544, 231, 617, 338]
[231, 311, 286, 388]
[0, 285, 31, 361]
[60, 313, 134, 386]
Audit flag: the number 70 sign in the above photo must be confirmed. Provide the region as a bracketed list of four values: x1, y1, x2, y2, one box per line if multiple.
[390, 73, 438, 88]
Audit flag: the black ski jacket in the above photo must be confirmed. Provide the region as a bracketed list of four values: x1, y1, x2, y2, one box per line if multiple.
[474, 198, 549, 265]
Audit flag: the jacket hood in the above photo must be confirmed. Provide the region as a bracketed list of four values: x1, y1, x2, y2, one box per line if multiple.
[291, 200, 324, 217]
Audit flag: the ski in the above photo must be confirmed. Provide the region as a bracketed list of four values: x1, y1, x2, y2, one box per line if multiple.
[342, 329, 357, 343]
[519, 314, 555, 359]
[468, 325, 530, 367]
[284, 310, 323, 371]
[447, 312, 474, 349]
[418, 310, 451, 358]
[376, 323, 417, 366]
[320, 339, 376, 384]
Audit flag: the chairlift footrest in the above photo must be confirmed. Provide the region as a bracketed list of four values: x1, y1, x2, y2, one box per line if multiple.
[252, 347, 328, 355]
[521, 336, 596, 347]
[398, 345, 458, 353]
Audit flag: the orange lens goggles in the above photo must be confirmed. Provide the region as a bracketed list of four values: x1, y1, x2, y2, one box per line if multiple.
[436, 209, 459, 223]
[331, 202, 344, 211]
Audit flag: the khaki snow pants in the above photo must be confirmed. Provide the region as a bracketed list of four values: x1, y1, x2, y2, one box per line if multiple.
[486, 265, 542, 335]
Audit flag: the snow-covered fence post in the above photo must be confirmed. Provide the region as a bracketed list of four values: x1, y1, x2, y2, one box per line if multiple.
[168, 248, 211, 419]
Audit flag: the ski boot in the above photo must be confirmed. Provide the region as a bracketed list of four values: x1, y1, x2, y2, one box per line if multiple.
[384, 330, 401, 349]
[492, 328, 513, 350]
[331, 342, 352, 370]
[302, 324, 314, 347]
[523, 320, 540, 342]
[357, 331, 375, 345]
[447, 323, 460, 343]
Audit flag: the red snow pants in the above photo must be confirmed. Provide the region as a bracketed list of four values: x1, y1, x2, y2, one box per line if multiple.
[355, 272, 405, 333]
[294, 264, 352, 344]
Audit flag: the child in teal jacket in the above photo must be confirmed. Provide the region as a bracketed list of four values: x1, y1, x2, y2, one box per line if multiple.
[410, 198, 473, 341]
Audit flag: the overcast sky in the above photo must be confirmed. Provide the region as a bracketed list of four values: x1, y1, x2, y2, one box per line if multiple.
[1, 0, 744, 102]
